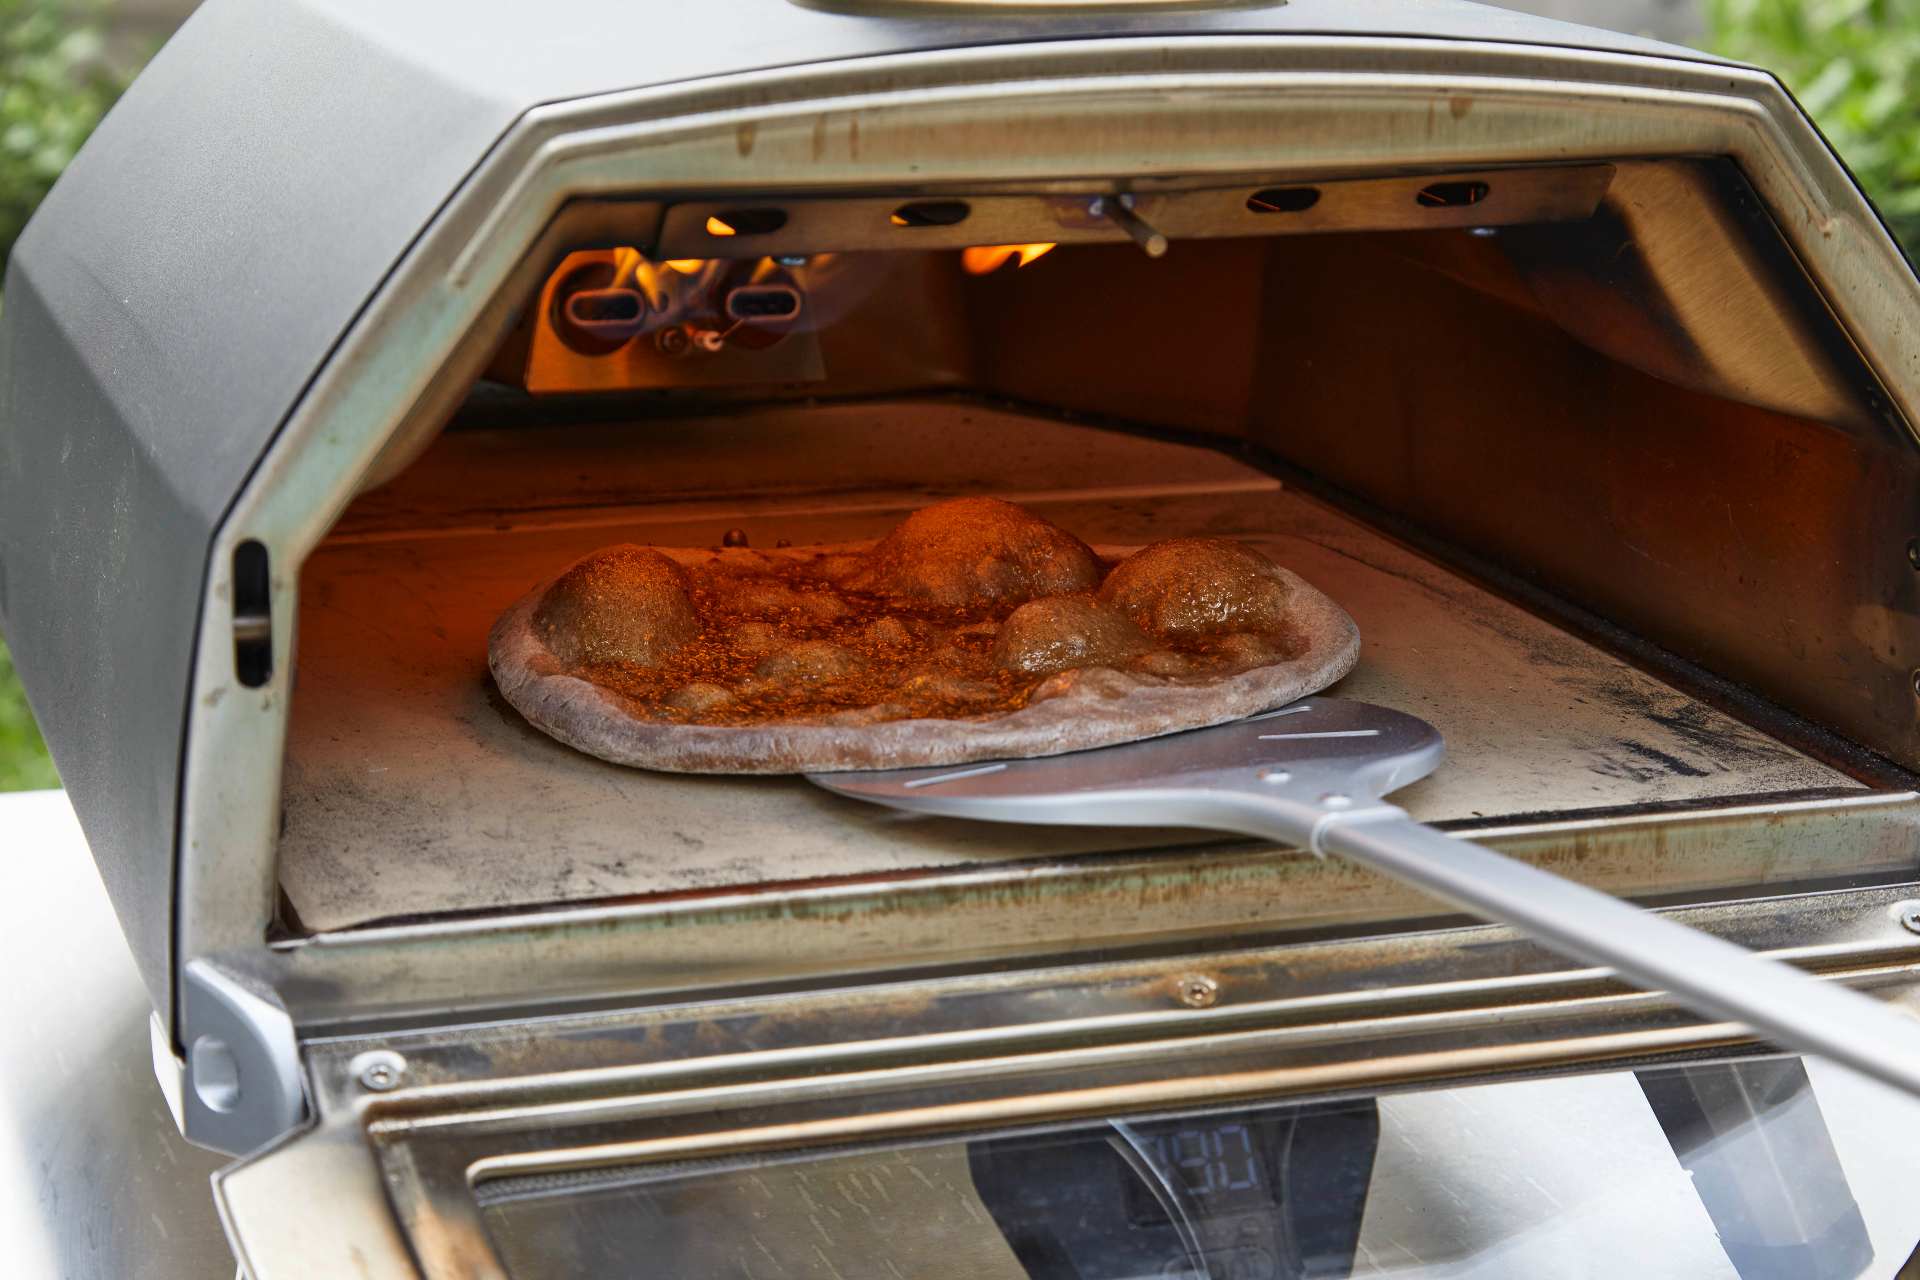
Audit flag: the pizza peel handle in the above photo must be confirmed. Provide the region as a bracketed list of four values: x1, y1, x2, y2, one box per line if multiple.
[809, 697, 1920, 1100]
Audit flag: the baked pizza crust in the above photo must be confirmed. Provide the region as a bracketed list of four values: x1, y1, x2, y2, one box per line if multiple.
[489, 542, 1360, 774]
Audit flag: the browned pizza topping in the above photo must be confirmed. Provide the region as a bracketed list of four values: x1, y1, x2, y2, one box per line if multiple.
[534, 545, 699, 666]
[552, 499, 1304, 726]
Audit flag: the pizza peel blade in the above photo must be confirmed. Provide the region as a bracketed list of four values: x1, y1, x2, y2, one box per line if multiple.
[809, 696, 1920, 1100]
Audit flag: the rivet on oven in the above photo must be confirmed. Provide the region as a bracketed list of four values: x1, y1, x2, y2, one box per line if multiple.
[1176, 974, 1220, 1009]
[352, 1050, 407, 1093]
[1907, 538, 1920, 570]
[1899, 902, 1920, 936]
[722, 528, 749, 548]
[1911, 670, 1920, 699]
[1320, 792, 1354, 809]
[1259, 768, 1291, 785]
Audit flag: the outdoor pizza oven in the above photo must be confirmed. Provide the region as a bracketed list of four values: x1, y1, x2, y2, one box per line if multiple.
[6, 1, 1920, 1275]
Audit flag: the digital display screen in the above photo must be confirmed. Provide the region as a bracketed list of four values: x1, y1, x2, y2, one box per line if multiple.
[478, 1097, 1380, 1280]
[1122, 1119, 1271, 1225]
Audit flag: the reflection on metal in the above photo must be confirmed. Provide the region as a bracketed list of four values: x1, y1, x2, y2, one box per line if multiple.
[1108, 1123, 1209, 1269]
[483, 1142, 1031, 1280]
[1639, 1060, 1873, 1280]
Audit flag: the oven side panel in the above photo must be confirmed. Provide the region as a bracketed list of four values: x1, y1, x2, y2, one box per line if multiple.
[0, 269, 199, 1015]
[0, 0, 516, 1008]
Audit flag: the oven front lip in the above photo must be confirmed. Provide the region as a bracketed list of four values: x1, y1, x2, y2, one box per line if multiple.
[169, 34, 1920, 1089]
[219, 877, 1920, 1278]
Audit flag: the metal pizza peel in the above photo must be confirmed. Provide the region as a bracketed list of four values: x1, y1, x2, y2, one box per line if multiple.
[810, 696, 1920, 1099]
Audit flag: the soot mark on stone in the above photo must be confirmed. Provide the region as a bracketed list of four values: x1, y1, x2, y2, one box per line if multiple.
[1590, 738, 1714, 783]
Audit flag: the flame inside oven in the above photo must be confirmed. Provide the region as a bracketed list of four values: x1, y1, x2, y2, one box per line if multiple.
[961, 242, 1057, 275]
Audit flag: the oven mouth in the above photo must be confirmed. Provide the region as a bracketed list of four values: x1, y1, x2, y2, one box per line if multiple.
[192, 123, 1915, 1045]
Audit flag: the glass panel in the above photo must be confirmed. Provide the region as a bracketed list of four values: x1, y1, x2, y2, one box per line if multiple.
[479, 1059, 1914, 1279]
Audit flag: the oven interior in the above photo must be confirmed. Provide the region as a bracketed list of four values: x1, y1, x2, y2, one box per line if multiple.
[275, 157, 1920, 941]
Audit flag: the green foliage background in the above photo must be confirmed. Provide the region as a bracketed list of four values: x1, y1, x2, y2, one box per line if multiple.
[1709, 0, 1920, 253]
[0, 1, 1916, 789]
[0, 0, 131, 791]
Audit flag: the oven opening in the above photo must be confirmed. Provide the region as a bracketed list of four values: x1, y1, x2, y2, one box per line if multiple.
[273, 157, 1920, 947]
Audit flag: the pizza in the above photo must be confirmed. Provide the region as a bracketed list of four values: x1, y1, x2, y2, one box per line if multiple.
[488, 497, 1359, 773]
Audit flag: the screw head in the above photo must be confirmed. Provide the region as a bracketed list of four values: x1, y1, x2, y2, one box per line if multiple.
[351, 1050, 407, 1093]
[1900, 903, 1920, 936]
[1908, 539, 1920, 570]
[1177, 974, 1220, 1008]
[1320, 792, 1353, 810]
[1911, 670, 1920, 700]
[1259, 768, 1292, 785]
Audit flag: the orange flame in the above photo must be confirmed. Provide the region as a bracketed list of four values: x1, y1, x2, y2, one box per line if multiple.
[961, 242, 1056, 275]
[705, 215, 737, 237]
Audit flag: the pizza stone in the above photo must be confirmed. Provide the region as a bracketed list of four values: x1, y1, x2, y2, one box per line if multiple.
[489, 497, 1359, 773]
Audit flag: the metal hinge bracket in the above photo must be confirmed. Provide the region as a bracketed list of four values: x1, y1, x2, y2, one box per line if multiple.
[172, 959, 308, 1156]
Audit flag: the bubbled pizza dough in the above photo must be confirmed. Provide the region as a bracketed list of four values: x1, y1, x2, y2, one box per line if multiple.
[990, 594, 1153, 675]
[849, 495, 1102, 609]
[1099, 537, 1295, 639]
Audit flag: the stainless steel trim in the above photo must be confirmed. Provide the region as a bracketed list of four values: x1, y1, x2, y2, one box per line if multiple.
[256, 790, 1919, 1029]
[650, 165, 1615, 258]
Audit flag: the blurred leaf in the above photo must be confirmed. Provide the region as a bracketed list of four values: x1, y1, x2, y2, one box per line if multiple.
[0, 0, 135, 272]
[1710, 0, 1920, 255]
[0, 640, 58, 791]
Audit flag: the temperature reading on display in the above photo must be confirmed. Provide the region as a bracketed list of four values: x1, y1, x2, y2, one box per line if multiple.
[1149, 1123, 1262, 1199]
